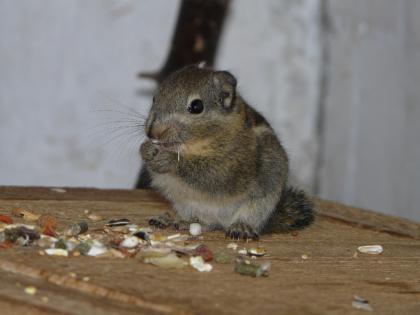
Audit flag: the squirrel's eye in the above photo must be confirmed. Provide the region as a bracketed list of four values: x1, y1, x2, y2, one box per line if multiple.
[188, 99, 204, 114]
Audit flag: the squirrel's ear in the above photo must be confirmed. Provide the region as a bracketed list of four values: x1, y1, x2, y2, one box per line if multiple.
[213, 71, 237, 109]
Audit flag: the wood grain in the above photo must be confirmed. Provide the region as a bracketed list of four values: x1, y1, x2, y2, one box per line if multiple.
[1, 186, 420, 314]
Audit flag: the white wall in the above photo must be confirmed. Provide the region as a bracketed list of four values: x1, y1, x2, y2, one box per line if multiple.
[0, 0, 321, 189]
[319, 0, 420, 221]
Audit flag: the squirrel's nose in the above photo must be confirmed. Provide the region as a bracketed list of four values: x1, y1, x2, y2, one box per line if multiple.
[149, 124, 170, 141]
[145, 112, 155, 138]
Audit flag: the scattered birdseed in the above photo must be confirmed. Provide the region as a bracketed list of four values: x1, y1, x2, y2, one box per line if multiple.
[20, 210, 40, 222]
[234, 260, 271, 277]
[238, 248, 247, 255]
[194, 244, 213, 262]
[127, 224, 139, 232]
[214, 252, 232, 264]
[87, 214, 102, 222]
[247, 247, 267, 257]
[65, 240, 78, 251]
[54, 239, 67, 250]
[3, 207, 274, 279]
[227, 243, 238, 250]
[190, 256, 213, 272]
[11, 208, 40, 222]
[65, 221, 89, 236]
[109, 248, 126, 258]
[189, 223, 202, 236]
[16, 235, 31, 246]
[0, 215, 13, 224]
[24, 286, 37, 295]
[106, 226, 130, 234]
[38, 214, 57, 237]
[4, 225, 40, 243]
[357, 245, 383, 255]
[352, 295, 373, 312]
[120, 236, 139, 249]
[86, 244, 108, 257]
[136, 247, 172, 260]
[106, 218, 131, 227]
[37, 214, 57, 227]
[43, 225, 57, 238]
[45, 248, 68, 257]
[0, 241, 14, 249]
[74, 242, 91, 255]
[150, 233, 166, 242]
[133, 230, 150, 242]
[144, 254, 188, 269]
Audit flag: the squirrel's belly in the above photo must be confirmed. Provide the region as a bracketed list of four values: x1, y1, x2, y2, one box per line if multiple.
[152, 173, 245, 228]
[173, 198, 242, 228]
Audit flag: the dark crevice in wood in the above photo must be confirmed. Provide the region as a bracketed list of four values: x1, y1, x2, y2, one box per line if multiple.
[319, 213, 416, 239]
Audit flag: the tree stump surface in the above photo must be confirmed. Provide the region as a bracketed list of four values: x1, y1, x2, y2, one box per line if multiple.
[0, 186, 419, 315]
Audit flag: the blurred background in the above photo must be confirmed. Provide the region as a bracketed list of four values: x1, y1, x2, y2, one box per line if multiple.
[0, 0, 419, 221]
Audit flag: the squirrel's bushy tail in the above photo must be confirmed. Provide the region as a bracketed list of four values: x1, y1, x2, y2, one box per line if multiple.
[264, 186, 315, 233]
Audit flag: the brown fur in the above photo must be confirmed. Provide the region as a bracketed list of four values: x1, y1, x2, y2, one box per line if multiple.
[139, 65, 314, 240]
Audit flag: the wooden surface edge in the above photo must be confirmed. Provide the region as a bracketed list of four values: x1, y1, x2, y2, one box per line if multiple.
[1, 186, 419, 239]
[0, 259, 191, 315]
[315, 199, 420, 239]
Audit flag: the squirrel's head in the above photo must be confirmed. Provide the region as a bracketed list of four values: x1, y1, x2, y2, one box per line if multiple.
[144, 65, 241, 149]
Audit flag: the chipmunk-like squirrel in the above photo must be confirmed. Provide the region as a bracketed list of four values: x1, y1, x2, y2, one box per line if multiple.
[139, 65, 314, 240]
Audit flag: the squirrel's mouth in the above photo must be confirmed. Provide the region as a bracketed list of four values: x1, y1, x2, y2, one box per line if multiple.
[150, 138, 182, 150]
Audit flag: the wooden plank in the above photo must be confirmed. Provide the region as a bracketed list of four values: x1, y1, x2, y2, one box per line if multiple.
[316, 199, 420, 239]
[0, 262, 185, 315]
[3, 186, 419, 239]
[1, 187, 420, 314]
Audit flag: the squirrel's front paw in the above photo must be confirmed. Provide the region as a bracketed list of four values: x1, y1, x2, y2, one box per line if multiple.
[140, 141, 177, 173]
[226, 223, 259, 241]
[140, 140, 158, 162]
[148, 149, 177, 173]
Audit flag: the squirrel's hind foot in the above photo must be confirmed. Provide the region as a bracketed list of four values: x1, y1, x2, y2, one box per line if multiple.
[148, 213, 174, 229]
[173, 219, 190, 231]
[148, 213, 195, 231]
[226, 223, 259, 241]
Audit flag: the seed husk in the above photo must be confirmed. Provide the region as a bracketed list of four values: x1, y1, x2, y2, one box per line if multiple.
[106, 218, 131, 227]
[214, 252, 232, 264]
[65, 221, 88, 236]
[144, 253, 187, 269]
[234, 260, 271, 277]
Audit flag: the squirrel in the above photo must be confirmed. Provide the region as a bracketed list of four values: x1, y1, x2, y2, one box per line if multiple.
[139, 65, 314, 240]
